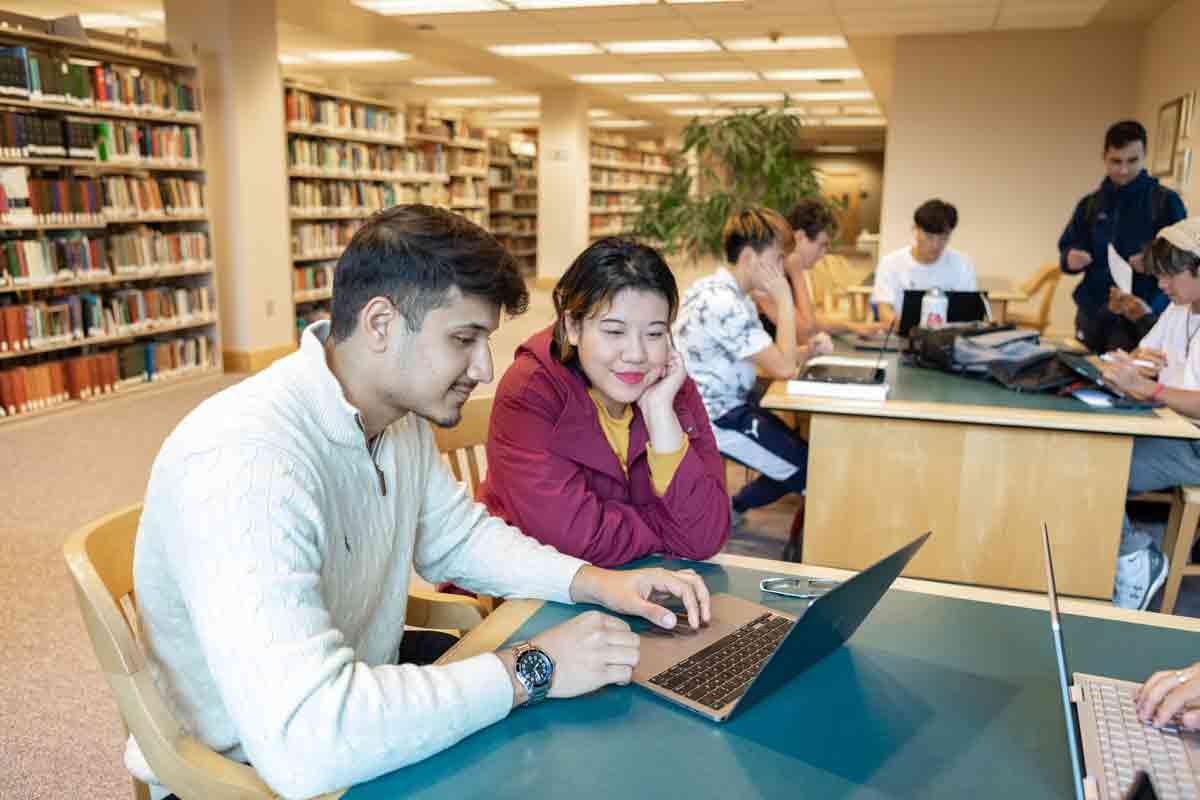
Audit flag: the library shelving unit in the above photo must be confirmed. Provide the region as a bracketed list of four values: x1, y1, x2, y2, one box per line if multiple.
[508, 150, 538, 274]
[0, 18, 222, 427]
[588, 135, 672, 240]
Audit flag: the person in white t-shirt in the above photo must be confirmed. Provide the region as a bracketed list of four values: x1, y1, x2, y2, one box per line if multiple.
[1101, 217, 1200, 610]
[869, 198, 978, 327]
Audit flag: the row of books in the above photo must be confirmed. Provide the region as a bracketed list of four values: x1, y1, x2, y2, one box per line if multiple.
[0, 108, 93, 159]
[589, 169, 669, 190]
[95, 121, 201, 166]
[449, 150, 486, 171]
[0, 229, 210, 284]
[290, 179, 413, 215]
[292, 221, 364, 259]
[0, 334, 214, 419]
[0, 286, 214, 351]
[293, 262, 334, 293]
[0, 168, 102, 225]
[0, 48, 201, 116]
[284, 89, 404, 140]
[101, 175, 206, 218]
[450, 176, 487, 205]
[288, 137, 446, 177]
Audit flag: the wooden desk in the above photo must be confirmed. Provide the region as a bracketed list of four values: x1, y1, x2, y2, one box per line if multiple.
[845, 285, 1029, 325]
[341, 555, 1200, 800]
[762, 358, 1199, 598]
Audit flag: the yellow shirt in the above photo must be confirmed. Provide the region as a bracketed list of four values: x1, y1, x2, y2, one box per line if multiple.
[588, 389, 689, 496]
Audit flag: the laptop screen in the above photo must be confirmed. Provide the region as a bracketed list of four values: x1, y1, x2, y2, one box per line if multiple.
[1043, 525, 1089, 800]
[898, 290, 990, 337]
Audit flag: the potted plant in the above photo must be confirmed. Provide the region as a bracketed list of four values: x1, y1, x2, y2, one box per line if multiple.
[632, 108, 825, 261]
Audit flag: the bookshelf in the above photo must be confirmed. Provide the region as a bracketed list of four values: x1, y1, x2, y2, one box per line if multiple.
[588, 135, 671, 240]
[0, 22, 221, 427]
[487, 136, 536, 275]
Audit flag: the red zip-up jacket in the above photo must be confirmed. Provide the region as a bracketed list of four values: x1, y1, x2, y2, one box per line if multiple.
[477, 326, 730, 567]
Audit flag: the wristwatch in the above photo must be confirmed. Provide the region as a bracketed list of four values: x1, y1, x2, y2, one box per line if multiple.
[511, 641, 554, 705]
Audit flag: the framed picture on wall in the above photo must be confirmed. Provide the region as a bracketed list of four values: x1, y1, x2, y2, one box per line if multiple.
[1152, 96, 1186, 177]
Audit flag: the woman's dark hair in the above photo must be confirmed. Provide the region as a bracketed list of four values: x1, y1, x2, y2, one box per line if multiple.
[552, 237, 678, 364]
[722, 207, 795, 265]
[913, 199, 958, 235]
[788, 198, 838, 241]
[1144, 236, 1200, 278]
[330, 204, 528, 341]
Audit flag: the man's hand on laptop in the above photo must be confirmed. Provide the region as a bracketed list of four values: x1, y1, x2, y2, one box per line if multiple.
[1136, 661, 1200, 730]
[1101, 351, 1158, 400]
[570, 565, 711, 631]
[1129, 347, 1168, 376]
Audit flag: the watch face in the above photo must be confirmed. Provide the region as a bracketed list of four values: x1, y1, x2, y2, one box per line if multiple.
[517, 649, 553, 687]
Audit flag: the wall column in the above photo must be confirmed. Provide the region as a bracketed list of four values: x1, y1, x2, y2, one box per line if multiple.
[165, 0, 295, 372]
[537, 88, 590, 288]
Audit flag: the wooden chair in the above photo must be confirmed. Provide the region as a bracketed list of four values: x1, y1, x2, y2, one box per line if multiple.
[1158, 486, 1200, 614]
[432, 394, 492, 492]
[64, 504, 486, 800]
[1006, 262, 1061, 334]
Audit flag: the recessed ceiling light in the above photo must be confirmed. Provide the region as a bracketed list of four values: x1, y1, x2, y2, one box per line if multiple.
[805, 106, 840, 116]
[723, 36, 847, 51]
[307, 50, 411, 64]
[668, 107, 733, 117]
[823, 116, 887, 127]
[489, 42, 603, 57]
[709, 92, 785, 103]
[665, 0, 741, 3]
[436, 97, 488, 107]
[78, 14, 152, 28]
[590, 119, 653, 128]
[353, 0, 508, 13]
[491, 95, 541, 105]
[815, 145, 858, 153]
[603, 39, 721, 54]
[571, 73, 664, 84]
[841, 105, 881, 115]
[627, 93, 704, 103]
[491, 110, 541, 119]
[138, 10, 165, 23]
[278, 54, 311, 65]
[412, 76, 497, 86]
[762, 69, 863, 82]
[791, 90, 873, 102]
[664, 71, 759, 82]
[509, 0, 657, 7]
[589, 109, 613, 117]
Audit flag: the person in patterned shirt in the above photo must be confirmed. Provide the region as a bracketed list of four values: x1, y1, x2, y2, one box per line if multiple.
[673, 207, 830, 530]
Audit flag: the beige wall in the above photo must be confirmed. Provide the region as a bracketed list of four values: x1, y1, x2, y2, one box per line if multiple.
[1137, 0, 1200, 216]
[810, 152, 885, 237]
[878, 28, 1140, 335]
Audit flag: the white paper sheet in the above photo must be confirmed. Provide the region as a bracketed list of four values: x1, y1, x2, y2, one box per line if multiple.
[1108, 243, 1133, 293]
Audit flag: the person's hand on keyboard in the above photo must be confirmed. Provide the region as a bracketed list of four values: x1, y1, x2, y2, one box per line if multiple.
[1136, 661, 1200, 729]
[569, 565, 711, 631]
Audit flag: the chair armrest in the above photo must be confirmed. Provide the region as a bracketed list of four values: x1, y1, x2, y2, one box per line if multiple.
[407, 589, 487, 633]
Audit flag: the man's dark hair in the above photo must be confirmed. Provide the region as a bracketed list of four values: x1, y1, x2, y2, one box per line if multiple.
[553, 237, 678, 364]
[913, 199, 958, 235]
[787, 198, 838, 241]
[1144, 236, 1200, 278]
[330, 204, 528, 341]
[722, 207, 795, 265]
[1104, 120, 1148, 153]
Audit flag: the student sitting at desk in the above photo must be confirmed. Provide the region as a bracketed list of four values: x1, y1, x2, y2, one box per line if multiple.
[753, 198, 886, 341]
[477, 237, 729, 566]
[870, 198, 978, 327]
[1100, 217, 1200, 610]
[674, 207, 827, 527]
[128, 206, 711, 800]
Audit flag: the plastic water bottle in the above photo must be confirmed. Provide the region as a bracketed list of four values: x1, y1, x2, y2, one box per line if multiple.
[920, 288, 948, 328]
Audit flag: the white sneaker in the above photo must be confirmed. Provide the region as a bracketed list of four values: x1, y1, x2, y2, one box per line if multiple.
[1112, 547, 1169, 610]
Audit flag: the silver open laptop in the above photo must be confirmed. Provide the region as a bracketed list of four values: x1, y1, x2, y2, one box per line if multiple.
[1043, 524, 1200, 800]
[632, 531, 930, 722]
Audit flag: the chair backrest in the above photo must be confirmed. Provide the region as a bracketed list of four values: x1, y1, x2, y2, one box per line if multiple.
[63, 504, 281, 800]
[1019, 262, 1062, 330]
[432, 394, 492, 493]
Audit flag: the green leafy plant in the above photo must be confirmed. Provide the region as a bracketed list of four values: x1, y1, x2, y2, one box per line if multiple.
[632, 108, 824, 260]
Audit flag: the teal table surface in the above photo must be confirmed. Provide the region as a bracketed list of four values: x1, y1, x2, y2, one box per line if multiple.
[347, 560, 1199, 800]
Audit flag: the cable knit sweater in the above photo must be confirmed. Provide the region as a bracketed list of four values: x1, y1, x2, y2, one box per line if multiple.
[127, 320, 587, 799]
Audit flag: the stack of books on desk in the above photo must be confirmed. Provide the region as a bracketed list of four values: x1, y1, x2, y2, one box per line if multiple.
[786, 356, 890, 401]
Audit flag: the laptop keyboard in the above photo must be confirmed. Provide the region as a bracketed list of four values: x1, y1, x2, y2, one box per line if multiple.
[1083, 677, 1198, 799]
[648, 612, 792, 710]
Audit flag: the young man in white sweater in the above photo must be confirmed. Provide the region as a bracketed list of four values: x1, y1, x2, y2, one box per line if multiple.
[130, 205, 711, 800]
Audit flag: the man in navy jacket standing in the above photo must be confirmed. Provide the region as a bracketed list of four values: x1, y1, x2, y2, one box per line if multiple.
[1059, 120, 1187, 353]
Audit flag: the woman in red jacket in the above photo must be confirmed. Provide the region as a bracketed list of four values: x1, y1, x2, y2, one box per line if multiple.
[477, 237, 730, 566]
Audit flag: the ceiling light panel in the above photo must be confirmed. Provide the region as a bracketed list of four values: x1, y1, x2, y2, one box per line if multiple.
[508, 0, 658, 7]
[668, 107, 733, 117]
[307, 50, 411, 64]
[353, 0, 508, 13]
[571, 73, 664, 83]
[603, 39, 721, 54]
[79, 14, 152, 28]
[762, 69, 863, 81]
[723, 36, 847, 51]
[627, 93, 704, 103]
[489, 43, 603, 56]
[591, 119, 653, 128]
[491, 109, 541, 119]
[709, 92, 785, 103]
[278, 54, 311, 65]
[823, 116, 887, 127]
[664, 71, 759, 82]
[791, 90, 873, 102]
[412, 76, 497, 86]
